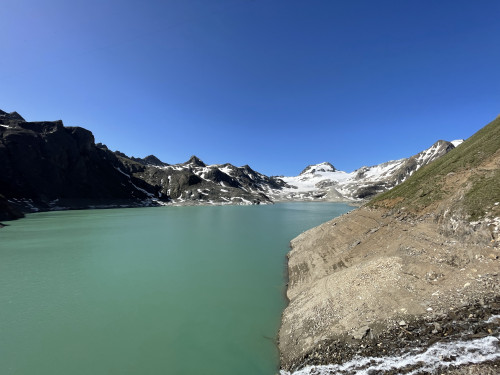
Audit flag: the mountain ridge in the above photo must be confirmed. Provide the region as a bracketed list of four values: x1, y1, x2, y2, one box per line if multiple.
[0, 108, 466, 221]
[0, 110, 278, 218]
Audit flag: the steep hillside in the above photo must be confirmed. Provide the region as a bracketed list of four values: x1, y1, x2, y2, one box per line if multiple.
[371, 115, 500, 222]
[275, 140, 458, 202]
[279, 116, 500, 374]
[0, 110, 156, 214]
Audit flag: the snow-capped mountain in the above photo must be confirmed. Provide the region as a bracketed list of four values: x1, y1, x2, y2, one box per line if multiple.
[273, 140, 463, 202]
[299, 162, 337, 175]
[112, 152, 287, 206]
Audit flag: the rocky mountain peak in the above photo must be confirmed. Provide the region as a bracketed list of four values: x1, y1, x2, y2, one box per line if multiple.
[300, 162, 336, 175]
[0, 110, 26, 124]
[184, 155, 206, 167]
[240, 164, 257, 174]
[8, 111, 24, 121]
[141, 155, 168, 167]
[410, 140, 455, 168]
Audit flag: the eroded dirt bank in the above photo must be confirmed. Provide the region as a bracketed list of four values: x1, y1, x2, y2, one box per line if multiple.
[279, 207, 499, 373]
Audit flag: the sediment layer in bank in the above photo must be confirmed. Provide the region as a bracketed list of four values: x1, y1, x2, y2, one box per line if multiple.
[279, 207, 500, 373]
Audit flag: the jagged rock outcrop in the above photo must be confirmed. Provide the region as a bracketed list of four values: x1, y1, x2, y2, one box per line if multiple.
[131, 154, 169, 167]
[279, 117, 500, 374]
[183, 155, 206, 167]
[114, 154, 283, 205]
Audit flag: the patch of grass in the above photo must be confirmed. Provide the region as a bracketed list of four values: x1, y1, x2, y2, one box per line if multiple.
[463, 170, 500, 221]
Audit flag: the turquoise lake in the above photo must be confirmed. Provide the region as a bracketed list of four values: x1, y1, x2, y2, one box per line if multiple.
[0, 203, 352, 375]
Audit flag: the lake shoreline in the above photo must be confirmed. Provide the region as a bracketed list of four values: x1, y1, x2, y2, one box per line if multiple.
[0, 198, 360, 228]
[280, 295, 500, 374]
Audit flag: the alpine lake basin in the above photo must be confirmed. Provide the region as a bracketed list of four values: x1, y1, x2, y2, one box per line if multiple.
[0, 202, 352, 375]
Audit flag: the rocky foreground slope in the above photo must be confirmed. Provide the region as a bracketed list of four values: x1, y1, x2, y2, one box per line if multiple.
[279, 116, 500, 374]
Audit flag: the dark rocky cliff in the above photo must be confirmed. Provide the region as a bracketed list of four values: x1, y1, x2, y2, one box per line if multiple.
[0, 194, 24, 221]
[0, 110, 157, 216]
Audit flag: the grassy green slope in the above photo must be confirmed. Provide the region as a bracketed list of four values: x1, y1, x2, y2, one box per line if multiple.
[370, 115, 500, 220]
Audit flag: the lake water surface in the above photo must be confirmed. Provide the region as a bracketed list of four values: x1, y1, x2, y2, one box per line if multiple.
[0, 203, 352, 375]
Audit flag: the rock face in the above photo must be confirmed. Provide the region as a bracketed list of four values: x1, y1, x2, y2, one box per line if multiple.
[0, 194, 24, 221]
[279, 117, 500, 374]
[275, 140, 460, 202]
[0, 111, 157, 214]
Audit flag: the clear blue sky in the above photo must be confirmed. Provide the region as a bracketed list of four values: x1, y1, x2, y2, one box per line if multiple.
[1, 0, 499, 176]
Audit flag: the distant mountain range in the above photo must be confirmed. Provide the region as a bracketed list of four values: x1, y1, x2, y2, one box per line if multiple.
[274, 139, 462, 202]
[0, 109, 462, 221]
[104, 146, 287, 206]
